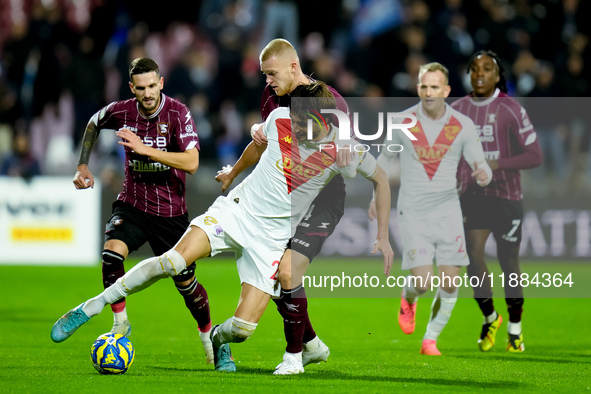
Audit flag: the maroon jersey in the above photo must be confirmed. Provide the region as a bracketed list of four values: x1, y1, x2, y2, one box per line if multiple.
[452, 89, 542, 200]
[260, 78, 350, 122]
[95, 94, 200, 217]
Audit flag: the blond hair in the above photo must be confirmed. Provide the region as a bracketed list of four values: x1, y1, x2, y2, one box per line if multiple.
[418, 62, 449, 84]
[260, 38, 298, 62]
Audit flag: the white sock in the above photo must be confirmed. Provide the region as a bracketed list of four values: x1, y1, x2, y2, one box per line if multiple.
[424, 287, 458, 341]
[82, 254, 180, 317]
[507, 321, 522, 335]
[304, 336, 319, 349]
[484, 311, 498, 324]
[403, 275, 420, 304]
[114, 309, 128, 324]
[212, 316, 258, 347]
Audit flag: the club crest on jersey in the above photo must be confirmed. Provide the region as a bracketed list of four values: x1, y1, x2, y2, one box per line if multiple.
[157, 122, 170, 136]
[321, 152, 335, 167]
[487, 113, 497, 124]
[444, 125, 460, 140]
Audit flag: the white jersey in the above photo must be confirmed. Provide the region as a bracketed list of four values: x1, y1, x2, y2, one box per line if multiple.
[226, 108, 292, 242]
[291, 121, 378, 234]
[229, 106, 378, 237]
[380, 102, 488, 218]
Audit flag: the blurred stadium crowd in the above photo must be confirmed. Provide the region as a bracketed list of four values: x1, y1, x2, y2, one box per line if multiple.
[0, 0, 589, 196]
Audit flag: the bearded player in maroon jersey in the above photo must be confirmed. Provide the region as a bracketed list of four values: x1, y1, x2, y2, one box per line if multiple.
[452, 51, 543, 353]
[69, 57, 214, 363]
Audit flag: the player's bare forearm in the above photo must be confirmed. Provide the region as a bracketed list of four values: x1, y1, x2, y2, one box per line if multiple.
[370, 166, 394, 276]
[147, 147, 199, 174]
[371, 167, 391, 244]
[78, 121, 100, 166]
[228, 141, 266, 179]
[116, 129, 199, 174]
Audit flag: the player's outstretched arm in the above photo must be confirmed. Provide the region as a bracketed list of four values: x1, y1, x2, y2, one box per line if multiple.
[116, 128, 199, 174]
[368, 152, 397, 220]
[368, 166, 394, 276]
[215, 141, 267, 192]
[73, 119, 100, 189]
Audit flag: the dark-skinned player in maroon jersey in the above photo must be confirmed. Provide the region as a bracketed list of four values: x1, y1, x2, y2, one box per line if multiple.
[452, 50, 543, 353]
[71, 57, 214, 364]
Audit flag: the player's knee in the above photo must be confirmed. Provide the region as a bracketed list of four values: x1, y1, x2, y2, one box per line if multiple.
[231, 316, 257, 343]
[102, 250, 125, 266]
[277, 267, 291, 287]
[159, 249, 188, 277]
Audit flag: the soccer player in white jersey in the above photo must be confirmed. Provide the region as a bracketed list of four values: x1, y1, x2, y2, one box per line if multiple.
[369, 62, 492, 355]
[51, 81, 394, 374]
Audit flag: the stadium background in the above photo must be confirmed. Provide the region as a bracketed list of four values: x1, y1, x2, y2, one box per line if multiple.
[0, 0, 590, 261]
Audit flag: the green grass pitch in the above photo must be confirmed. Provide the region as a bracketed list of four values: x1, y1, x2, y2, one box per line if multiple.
[1, 258, 590, 393]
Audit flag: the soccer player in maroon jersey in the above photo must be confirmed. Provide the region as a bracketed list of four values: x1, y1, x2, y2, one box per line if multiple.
[452, 51, 543, 353]
[217, 38, 352, 374]
[71, 57, 214, 363]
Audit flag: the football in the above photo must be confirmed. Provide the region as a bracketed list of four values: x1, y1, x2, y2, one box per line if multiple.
[90, 333, 135, 374]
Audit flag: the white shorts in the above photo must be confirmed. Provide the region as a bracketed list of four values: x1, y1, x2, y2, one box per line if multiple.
[190, 195, 287, 297]
[399, 209, 469, 270]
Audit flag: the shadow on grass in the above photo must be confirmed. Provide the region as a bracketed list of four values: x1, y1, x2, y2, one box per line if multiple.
[147, 366, 527, 389]
[449, 352, 591, 364]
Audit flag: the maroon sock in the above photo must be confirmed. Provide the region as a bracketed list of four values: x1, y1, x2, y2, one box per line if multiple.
[475, 297, 495, 318]
[176, 278, 212, 332]
[277, 285, 308, 353]
[507, 298, 524, 323]
[303, 316, 317, 344]
[102, 250, 126, 311]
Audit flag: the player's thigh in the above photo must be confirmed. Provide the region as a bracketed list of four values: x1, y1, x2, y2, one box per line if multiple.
[399, 213, 435, 270]
[292, 185, 346, 262]
[234, 283, 271, 323]
[433, 212, 469, 268]
[277, 248, 310, 289]
[492, 199, 524, 250]
[171, 225, 212, 264]
[146, 213, 191, 255]
[239, 235, 286, 298]
[104, 202, 150, 253]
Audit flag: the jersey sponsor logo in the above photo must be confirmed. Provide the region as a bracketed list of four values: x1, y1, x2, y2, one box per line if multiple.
[157, 122, 169, 136]
[181, 131, 198, 140]
[130, 160, 170, 172]
[277, 157, 325, 181]
[484, 151, 500, 160]
[410, 114, 463, 180]
[185, 111, 192, 124]
[475, 125, 495, 142]
[121, 124, 138, 132]
[276, 118, 337, 193]
[203, 216, 218, 225]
